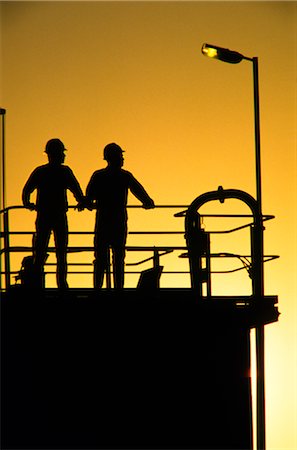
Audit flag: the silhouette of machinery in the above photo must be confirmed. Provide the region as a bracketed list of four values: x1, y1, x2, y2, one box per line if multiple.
[1, 187, 278, 450]
[179, 187, 264, 298]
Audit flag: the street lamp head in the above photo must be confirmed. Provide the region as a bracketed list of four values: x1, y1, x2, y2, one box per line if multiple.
[201, 43, 244, 64]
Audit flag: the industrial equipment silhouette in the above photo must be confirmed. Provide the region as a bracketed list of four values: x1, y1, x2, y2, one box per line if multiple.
[1, 185, 279, 450]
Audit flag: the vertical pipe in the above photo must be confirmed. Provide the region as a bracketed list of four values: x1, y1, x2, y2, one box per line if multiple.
[256, 324, 266, 450]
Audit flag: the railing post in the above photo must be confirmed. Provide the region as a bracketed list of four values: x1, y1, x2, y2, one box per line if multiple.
[205, 232, 211, 297]
[153, 248, 160, 288]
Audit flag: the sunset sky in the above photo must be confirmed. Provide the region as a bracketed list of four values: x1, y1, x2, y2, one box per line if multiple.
[1, 1, 296, 449]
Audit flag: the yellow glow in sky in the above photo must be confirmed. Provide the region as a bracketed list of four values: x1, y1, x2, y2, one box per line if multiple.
[1, 2, 296, 449]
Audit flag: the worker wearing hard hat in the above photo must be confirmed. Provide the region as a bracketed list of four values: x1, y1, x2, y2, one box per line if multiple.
[86, 143, 155, 289]
[22, 138, 85, 289]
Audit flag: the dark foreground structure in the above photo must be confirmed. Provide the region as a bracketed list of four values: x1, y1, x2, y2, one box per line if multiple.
[1, 288, 278, 450]
[1, 187, 279, 449]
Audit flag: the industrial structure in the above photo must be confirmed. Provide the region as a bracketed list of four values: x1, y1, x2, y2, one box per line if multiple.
[1, 44, 279, 449]
[1, 188, 279, 450]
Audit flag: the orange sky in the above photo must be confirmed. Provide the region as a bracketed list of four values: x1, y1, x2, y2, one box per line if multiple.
[1, 2, 296, 449]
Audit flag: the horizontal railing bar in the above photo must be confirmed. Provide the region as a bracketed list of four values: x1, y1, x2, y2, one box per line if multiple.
[127, 205, 189, 209]
[36, 255, 279, 268]
[0, 246, 279, 260]
[37, 271, 191, 275]
[5, 266, 276, 277]
[46, 262, 94, 266]
[1, 221, 273, 237]
[0, 228, 253, 236]
[208, 215, 275, 234]
[0, 204, 275, 219]
[0, 246, 188, 253]
[129, 231, 184, 234]
[5, 270, 190, 276]
[1, 216, 275, 238]
[1, 231, 185, 236]
[1, 231, 94, 235]
[0, 270, 254, 277]
[1, 204, 189, 214]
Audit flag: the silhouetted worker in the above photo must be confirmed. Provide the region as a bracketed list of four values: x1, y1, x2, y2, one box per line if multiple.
[22, 139, 85, 289]
[86, 143, 155, 289]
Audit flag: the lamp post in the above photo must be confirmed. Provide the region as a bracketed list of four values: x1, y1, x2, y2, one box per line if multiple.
[0, 108, 6, 212]
[201, 44, 265, 450]
[201, 44, 262, 216]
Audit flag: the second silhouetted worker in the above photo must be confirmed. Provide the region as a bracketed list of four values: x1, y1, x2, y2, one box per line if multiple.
[86, 143, 155, 289]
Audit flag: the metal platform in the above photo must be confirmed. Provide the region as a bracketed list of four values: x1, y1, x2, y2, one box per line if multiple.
[1, 288, 278, 449]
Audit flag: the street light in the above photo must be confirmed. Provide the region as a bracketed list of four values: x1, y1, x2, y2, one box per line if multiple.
[201, 43, 246, 64]
[201, 43, 265, 450]
[201, 44, 262, 216]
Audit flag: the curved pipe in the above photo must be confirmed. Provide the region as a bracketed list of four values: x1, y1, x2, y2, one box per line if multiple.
[185, 187, 263, 299]
[186, 186, 260, 223]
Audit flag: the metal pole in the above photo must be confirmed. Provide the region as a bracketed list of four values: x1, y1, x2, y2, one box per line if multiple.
[0, 108, 5, 212]
[253, 57, 266, 450]
[253, 57, 262, 216]
[153, 248, 160, 288]
[0, 108, 6, 292]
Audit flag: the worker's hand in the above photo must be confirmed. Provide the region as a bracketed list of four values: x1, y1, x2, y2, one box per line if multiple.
[24, 202, 36, 211]
[75, 201, 85, 212]
[85, 200, 96, 211]
[142, 199, 155, 209]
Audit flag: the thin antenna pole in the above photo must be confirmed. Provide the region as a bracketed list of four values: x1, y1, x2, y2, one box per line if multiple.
[0, 108, 6, 292]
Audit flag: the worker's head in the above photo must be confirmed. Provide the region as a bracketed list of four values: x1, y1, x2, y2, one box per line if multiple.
[45, 139, 66, 164]
[103, 143, 124, 167]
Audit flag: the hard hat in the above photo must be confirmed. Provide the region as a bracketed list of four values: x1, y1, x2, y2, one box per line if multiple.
[103, 143, 124, 161]
[45, 138, 66, 155]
